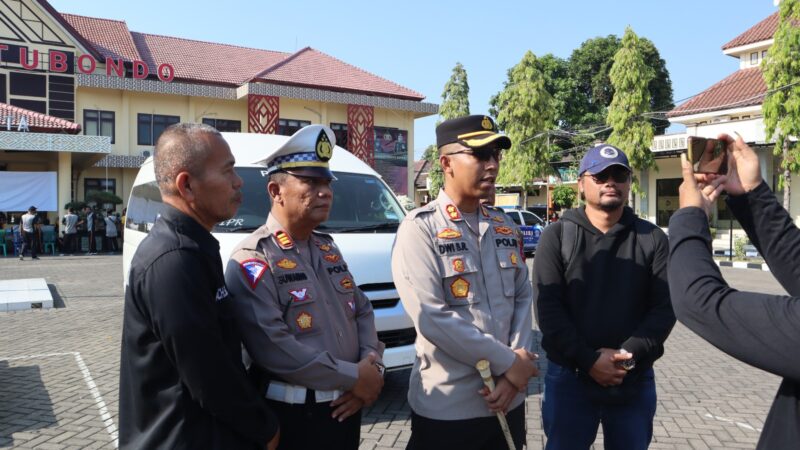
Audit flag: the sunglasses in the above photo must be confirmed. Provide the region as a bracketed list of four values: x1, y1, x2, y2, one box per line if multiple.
[583, 167, 631, 184]
[447, 147, 503, 162]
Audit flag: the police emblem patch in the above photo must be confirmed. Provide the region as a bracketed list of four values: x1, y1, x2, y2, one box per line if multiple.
[277, 258, 298, 270]
[296, 311, 313, 330]
[450, 277, 470, 298]
[240, 258, 269, 289]
[600, 146, 619, 159]
[340, 277, 354, 290]
[317, 242, 332, 252]
[510, 252, 518, 266]
[437, 228, 462, 239]
[275, 230, 294, 249]
[492, 216, 504, 223]
[481, 116, 493, 130]
[289, 288, 310, 303]
[315, 129, 333, 162]
[323, 253, 340, 263]
[445, 204, 462, 221]
[494, 226, 513, 235]
[452, 258, 465, 273]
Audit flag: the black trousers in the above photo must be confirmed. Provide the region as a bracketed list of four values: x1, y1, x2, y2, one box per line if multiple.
[63, 233, 77, 254]
[407, 403, 526, 450]
[20, 231, 37, 258]
[266, 395, 360, 450]
[88, 230, 96, 253]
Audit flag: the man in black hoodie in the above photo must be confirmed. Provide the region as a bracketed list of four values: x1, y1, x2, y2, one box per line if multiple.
[534, 144, 675, 450]
[670, 134, 800, 449]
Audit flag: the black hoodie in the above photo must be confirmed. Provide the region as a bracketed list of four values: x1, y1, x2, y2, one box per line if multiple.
[533, 206, 675, 375]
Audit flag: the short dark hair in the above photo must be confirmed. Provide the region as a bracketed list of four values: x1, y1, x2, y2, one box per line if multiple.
[154, 123, 223, 196]
[269, 172, 290, 185]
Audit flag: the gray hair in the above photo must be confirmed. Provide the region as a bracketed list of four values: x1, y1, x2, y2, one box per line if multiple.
[154, 123, 222, 196]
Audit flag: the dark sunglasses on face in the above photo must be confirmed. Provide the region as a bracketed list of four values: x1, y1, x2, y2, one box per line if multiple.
[584, 167, 631, 184]
[447, 147, 503, 162]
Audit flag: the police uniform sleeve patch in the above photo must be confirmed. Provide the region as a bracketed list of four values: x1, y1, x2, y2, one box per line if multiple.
[240, 258, 269, 289]
[317, 242, 332, 252]
[492, 216, 505, 223]
[452, 258, 465, 273]
[510, 252, 518, 266]
[494, 226, 513, 235]
[339, 276, 354, 290]
[323, 253, 340, 263]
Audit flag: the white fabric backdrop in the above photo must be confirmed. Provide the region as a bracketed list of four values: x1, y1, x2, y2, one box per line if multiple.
[0, 172, 58, 211]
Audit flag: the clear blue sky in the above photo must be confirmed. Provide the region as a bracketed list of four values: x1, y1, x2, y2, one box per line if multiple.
[50, 0, 778, 160]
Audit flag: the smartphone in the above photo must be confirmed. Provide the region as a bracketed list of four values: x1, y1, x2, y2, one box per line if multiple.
[687, 136, 728, 174]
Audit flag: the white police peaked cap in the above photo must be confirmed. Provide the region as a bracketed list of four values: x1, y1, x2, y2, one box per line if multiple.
[253, 124, 337, 180]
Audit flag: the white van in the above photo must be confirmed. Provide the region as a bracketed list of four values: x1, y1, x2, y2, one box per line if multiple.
[122, 131, 416, 370]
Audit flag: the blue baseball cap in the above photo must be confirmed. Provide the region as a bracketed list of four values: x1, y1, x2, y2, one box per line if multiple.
[578, 144, 631, 175]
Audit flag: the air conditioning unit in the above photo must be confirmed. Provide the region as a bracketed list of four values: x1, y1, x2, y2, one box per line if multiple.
[140, 150, 152, 158]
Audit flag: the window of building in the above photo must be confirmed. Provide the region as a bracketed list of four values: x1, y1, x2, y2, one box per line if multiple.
[84, 110, 115, 143]
[202, 118, 241, 132]
[137, 113, 180, 145]
[656, 178, 681, 227]
[762, 50, 767, 60]
[331, 123, 348, 149]
[750, 52, 758, 65]
[84, 178, 116, 195]
[278, 119, 310, 136]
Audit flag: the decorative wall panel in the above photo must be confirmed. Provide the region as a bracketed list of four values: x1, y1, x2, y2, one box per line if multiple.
[248, 95, 279, 134]
[347, 104, 374, 166]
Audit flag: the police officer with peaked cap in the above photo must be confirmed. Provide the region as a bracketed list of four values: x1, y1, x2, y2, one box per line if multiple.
[391, 115, 539, 450]
[225, 125, 385, 450]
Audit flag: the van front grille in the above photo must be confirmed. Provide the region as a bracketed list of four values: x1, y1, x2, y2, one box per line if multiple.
[378, 327, 417, 348]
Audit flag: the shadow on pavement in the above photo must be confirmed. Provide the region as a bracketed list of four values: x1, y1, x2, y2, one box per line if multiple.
[0, 360, 57, 447]
[47, 284, 66, 308]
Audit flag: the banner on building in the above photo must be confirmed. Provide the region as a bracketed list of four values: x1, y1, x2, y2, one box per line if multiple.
[0, 172, 57, 211]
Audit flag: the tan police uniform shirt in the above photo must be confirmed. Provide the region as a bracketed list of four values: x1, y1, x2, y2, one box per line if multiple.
[226, 214, 384, 391]
[391, 190, 533, 420]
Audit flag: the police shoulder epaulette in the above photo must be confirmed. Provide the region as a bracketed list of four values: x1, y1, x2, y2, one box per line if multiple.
[406, 203, 436, 220]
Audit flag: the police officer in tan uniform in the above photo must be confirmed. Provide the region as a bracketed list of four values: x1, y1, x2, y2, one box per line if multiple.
[392, 115, 539, 450]
[226, 125, 385, 450]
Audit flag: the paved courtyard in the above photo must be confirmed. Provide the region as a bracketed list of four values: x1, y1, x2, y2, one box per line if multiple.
[0, 254, 787, 449]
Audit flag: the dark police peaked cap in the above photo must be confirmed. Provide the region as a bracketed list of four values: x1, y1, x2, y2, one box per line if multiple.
[253, 124, 337, 180]
[436, 115, 512, 150]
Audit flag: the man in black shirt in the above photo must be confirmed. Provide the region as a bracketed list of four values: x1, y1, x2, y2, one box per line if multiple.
[534, 144, 675, 450]
[671, 133, 800, 450]
[119, 123, 279, 449]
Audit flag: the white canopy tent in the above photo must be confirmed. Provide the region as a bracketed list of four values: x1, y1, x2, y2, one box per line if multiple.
[0, 172, 58, 211]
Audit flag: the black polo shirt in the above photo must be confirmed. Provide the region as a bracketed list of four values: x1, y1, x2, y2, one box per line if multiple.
[119, 204, 277, 449]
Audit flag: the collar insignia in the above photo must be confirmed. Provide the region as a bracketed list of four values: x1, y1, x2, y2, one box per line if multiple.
[274, 230, 294, 249]
[445, 204, 462, 221]
[240, 258, 269, 289]
[276, 258, 297, 270]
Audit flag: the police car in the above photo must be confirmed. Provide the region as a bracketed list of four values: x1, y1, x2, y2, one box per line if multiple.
[501, 208, 545, 255]
[123, 132, 416, 371]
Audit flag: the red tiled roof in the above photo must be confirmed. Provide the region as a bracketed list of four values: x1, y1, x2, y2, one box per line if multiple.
[722, 12, 778, 50]
[255, 47, 424, 100]
[668, 68, 766, 118]
[131, 32, 289, 86]
[61, 13, 140, 61]
[56, 12, 425, 99]
[0, 103, 81, 134]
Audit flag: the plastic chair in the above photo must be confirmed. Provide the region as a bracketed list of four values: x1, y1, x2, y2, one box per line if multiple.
[42, 228, 56, 255]
[0, 229, 6, 256]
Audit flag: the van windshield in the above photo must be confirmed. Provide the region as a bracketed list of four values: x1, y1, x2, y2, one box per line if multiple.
[216, 168, 405, 233]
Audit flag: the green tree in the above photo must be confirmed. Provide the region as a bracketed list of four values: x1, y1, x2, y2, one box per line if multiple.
[427, 62, 470, 198]
[607, 26, 656, 209]
[491, 51, 556, 185]
[552, 184, 577, 210]
[568, 35, 673, 135]
[762, 0, 800, 210]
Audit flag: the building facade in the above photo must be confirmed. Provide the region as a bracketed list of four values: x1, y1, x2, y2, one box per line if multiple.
[0, 0, 437, 222]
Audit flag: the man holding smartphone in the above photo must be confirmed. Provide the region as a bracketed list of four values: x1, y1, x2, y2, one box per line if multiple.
[534, 143, 676, 450]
